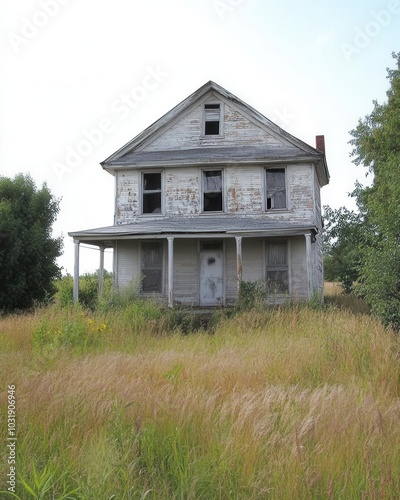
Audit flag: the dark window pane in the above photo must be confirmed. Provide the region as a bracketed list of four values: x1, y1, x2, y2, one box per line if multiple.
[204, 192, 222, 211]
[267, 242, 287, 266]
[144, 173, 161, 191]
[201, 240, 223, 251]
[142, 269, 162, 293]
[266, 169, 286, 209]
[205, 104, 220, 109]
[143, 192, 161, 214]
[266, 270, 288, 293]
[141, 242, 163, 293]
[205, 120, 220, 135]
[142, 242, 163, 268]
[266, 241, 288, 293]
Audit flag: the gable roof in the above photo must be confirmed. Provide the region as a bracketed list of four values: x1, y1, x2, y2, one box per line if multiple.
[101, 81, 329, 186]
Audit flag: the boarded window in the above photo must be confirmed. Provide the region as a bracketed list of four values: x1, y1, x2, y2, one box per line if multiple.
[203, 170, 223, 212]
[266, 169, 286, 209]
[141, 241, 163, 293]
[143, 173, 161, 214]
[204, 104, 221, 135]
[266, 241, 288, 293]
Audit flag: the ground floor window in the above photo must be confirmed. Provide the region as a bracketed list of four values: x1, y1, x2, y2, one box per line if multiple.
[141, 241, 163, 293]
[266, 240, 288, 293]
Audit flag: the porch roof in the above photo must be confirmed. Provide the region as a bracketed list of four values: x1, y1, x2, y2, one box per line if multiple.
[69, 216, 318, 246]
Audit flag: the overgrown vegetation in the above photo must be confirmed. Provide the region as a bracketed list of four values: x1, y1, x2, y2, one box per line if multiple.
[0, 285, 399, 499]
[0, 174, 62, 312]
[323, 51, 400, 328]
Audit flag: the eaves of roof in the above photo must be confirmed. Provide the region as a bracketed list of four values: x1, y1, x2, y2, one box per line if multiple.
[69, 216, 318, 245]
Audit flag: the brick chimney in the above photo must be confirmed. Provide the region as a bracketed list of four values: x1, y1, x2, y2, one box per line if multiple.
[316, 135, 325, 153]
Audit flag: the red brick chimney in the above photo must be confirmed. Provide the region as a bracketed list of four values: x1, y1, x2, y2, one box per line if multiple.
[316, 135, 325, 153]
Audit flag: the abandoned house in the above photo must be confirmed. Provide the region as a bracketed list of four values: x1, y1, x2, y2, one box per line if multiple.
[69, 81, 330, 307]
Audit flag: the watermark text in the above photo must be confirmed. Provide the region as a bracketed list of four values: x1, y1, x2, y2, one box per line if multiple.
[6, 385, 17, 494]
[340, 1, 400, 62]
[52, 65, 168, 181]
[8, 0, 73, 53]
[213, 0, 249, 21]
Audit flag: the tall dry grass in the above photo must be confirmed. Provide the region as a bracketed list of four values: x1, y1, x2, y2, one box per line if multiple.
[0, 297, 399, 498]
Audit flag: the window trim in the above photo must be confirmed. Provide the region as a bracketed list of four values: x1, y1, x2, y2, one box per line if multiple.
[201, 102, 224, 138]
[140, 240, 164, 295]
[264, 167, 288, 211]
[141, 171, 163, 216]
[201, 168, 225, 213]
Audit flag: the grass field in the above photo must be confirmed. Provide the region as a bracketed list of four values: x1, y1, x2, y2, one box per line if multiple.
[1, 286, 399, 499]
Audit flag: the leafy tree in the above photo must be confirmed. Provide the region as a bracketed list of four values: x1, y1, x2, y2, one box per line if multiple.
[0, 174, 63, 311]
[348, 52, 400, 327]
[323, 183, 373, 293]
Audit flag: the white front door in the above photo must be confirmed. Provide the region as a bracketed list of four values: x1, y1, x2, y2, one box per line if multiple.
[200, 246, 224, 306]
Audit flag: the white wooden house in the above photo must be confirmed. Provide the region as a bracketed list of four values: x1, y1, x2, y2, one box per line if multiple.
[69, 81, 329, 307]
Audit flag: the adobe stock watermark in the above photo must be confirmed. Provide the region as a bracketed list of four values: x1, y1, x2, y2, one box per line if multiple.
[213, 0, 249, 21]
[271, 106, 297, 129]
[52, 65, 168, 181]
[340, 0, 400, 63]
[6, 385, 17, 494]
[8, 0, 73, 54]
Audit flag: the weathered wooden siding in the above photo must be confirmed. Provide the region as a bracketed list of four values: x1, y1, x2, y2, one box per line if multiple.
[114, 236, 311, 305]
[142, 100, 282, 152]
[115, 240, 140, 288]
[115, 171, 140, 224]
[115, 164, 316, 224]
[225, 239, 237, 305]
[173, 239, 199, 305]
[313, 169, 324, 294]
[290, 236, 309, 300]
[288, 164, 314, 219]
[165, 169, 200, 215]
[225, 166, 263, 214]
[242, 239, 264, 282]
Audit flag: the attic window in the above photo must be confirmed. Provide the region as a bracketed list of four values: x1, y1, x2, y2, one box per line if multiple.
[142, 172, 162, 214]
[266, 168, 286, 210]
[204, 104, 222, 136]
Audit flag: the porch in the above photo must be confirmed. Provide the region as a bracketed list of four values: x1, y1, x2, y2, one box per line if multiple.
[69, 217, 319, 307]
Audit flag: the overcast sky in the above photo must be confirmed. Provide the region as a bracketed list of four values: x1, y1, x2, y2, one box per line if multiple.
[1, 0, 399, 274]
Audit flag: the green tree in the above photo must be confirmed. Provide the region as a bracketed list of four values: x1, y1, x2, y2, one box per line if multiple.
[322, 184, 368, 292]
[0, 174, 63, 311]
[349, 52, 400, 327]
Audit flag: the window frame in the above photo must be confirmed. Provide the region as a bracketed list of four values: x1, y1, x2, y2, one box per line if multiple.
[265, 167, 288, 211]
[265, 239, 290, 295]
[201, 168, 225, 213]
[202, 102, 224, 138]
[141, 171, 163, 215]
[140, 240, 164, 295]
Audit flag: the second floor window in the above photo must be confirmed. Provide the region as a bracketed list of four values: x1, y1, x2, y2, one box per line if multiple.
[203, 170, 223, 212]
[142, 172, 161, 214]
[266, 168, 286, 210]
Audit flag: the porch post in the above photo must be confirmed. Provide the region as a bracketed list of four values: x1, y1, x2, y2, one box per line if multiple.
[235, 236, 243, 301]
[98, 245, 105, 297]
[305, 233, 313, 299]
[167, 237, 174, 308]
[73, 240, 80, 303]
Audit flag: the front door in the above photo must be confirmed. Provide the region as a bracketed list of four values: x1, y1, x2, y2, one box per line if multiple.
[200, 241, 224, 306]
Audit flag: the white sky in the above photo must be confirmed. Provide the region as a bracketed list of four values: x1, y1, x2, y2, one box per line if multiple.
[1, 0, 399, 274]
